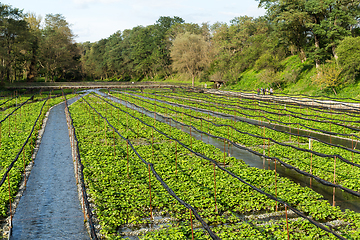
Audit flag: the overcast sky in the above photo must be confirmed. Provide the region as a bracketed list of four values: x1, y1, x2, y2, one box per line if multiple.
[6, 0, 266, 43]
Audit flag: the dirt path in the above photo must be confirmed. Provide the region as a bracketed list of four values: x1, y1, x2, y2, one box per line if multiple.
[10, 101, 89, 239]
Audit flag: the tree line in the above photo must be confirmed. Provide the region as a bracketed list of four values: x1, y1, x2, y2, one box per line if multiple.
[0, 3, 80, 83]
[1, 1, 360, 90]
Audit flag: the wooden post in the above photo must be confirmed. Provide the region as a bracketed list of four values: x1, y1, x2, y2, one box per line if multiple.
[275, 158, 277, 211]
[8, 114, 11, 137]
[104, 121, 107, 145]
[152, 128, 154, 161]
[213, 163, 218, 213]
[285, 204, 290, 240]
[127, 140, 129, 178]
[333, 156, 336, 184]
[189, 209, 194, 240]
[289, 115, 291, 141]
[182, 111, 184, 131]
[310, 139, 313, 187]
[263, 126, 265, 154]
[223, 138, 226, 167]
[297, 123, 300, 147]
[190, 127, 192, 150]
[148, 164, 153, 220]
[201, 119, 203, 141]
[113, 129, 116, 161]
[175, 141, 178, 175]
[23, 149, 27, 187]
[352, 135, 354, 167]
[330, 106, 332, 134]
[333, 156, 336, 207]
[227, 125, 230, 155]
[126, 112, 128, 134]
[169, 118, 172, 144]
[8, 173, 12, 226]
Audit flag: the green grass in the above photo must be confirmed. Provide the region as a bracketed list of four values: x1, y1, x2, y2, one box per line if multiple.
[222, 55, 360, 99]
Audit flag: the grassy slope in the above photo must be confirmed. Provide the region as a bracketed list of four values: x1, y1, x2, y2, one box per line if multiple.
[224, 55, 360, 99]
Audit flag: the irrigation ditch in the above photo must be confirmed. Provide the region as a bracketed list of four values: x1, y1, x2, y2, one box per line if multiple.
[123, 90, 360, 150]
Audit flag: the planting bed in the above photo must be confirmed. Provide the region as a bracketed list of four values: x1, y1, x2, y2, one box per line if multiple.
[67, 88, 360, 239]
[0, 90, 77, 236]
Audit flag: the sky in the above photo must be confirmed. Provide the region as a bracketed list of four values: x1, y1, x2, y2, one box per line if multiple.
[6, 0, 266, 43]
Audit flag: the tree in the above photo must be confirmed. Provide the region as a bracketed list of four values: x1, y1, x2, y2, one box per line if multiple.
[170, 32, 211, 86]
[38, 14, 80, 81]
[0, 3, 29, 82]
[24, 12, 42, 81]
[337, 36, 360, 82]
[210, 16, 274, 81]
[258, 0, 360, 68]
[313, 61, 343, 95]
[150, 16, 185, 77]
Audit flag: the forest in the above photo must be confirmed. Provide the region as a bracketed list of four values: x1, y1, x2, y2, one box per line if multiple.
[1, 1, 360, 93]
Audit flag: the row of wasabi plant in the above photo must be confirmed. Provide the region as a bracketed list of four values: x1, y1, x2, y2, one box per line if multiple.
[69, 92, 360, 239]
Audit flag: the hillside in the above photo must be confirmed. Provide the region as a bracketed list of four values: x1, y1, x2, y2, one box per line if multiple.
[224, 55, 360, 99]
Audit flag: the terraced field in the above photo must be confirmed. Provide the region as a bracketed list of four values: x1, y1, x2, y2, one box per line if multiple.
[67, 88, 360, 240]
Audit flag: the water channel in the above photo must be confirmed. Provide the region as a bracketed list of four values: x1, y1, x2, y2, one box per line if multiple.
[124, 91, 360, 151]
[96, 90, 360, 213]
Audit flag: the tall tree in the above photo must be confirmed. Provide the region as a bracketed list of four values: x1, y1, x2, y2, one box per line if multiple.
[38, 14, 80, 81]
[210, 16, 273, 80]
[150, 16, 184, 77]
[0, 3, 29, 82]
[170, 32, 211, 86]
[24, 12, 42, 81]
[258, 0, 360, 67]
